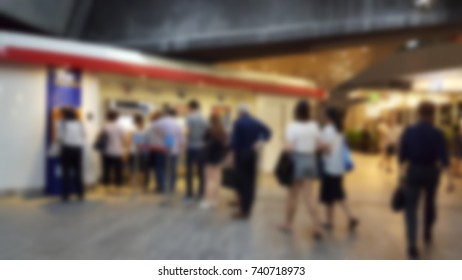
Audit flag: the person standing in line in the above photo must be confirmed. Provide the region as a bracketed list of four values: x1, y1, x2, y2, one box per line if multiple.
[128, 114, 147, 191]
[101, 110, 126, 193]
[154, 107, 185, 196]
[200, 114, 228, 210]
[229, 104, 271, 219]
[144, 111, 164, 193]
[279, 101, 324, 239]
[185, 100, 208, 203]
[399, 101, 454, 259]
[319, 107, 358, 232]
[57, 108, 86, 202]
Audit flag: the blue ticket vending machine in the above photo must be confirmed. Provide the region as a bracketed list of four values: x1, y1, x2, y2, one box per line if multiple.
[45, 67, 82, 195]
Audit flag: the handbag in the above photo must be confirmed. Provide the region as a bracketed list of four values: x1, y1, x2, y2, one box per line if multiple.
[94, 131, 108, 152]
[343, 141, 354, 172]
[274, 151, 294, 187]
[391, 182, 406, 212]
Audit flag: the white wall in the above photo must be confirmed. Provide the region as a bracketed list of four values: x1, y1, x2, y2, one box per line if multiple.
[0, 64, 102, 192]
[0, 63, 47, 192]
[81, 72, 101, 185]
[256, 95, 300, 173]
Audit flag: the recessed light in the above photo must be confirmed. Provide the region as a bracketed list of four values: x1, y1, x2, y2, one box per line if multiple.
[406, 39, 420, 49]
[415, 0, 435, 9]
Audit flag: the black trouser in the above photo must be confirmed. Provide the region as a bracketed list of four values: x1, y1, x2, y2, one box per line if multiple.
[61, 146, 84, 200]
[144, 151, 156, 190]
[235, 150, 258, 215]
[102, 155, 123, 187]
[186, 148, 205, 198]
[405, 165, 440, 249]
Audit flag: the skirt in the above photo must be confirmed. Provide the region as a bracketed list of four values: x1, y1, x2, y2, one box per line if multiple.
[320, 174, 345, 205]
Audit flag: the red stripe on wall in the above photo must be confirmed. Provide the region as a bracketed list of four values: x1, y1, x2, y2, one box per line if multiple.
[0, 47, 327, 99]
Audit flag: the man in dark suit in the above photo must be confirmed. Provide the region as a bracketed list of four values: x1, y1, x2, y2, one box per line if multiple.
[229, 104, 272, 219]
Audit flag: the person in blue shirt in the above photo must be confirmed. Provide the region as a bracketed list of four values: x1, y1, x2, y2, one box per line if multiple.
[399, 101, 454, 259]
[229, 104, 272, 219]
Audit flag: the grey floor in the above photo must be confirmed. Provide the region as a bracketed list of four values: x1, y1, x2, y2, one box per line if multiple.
[1, 154, 462, 260]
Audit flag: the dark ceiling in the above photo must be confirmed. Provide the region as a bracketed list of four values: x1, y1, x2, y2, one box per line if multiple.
[0, 0, 461, 62]
[1, 0, 462, 90]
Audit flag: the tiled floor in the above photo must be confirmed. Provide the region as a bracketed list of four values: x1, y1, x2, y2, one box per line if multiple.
[1, 154, 461, 260]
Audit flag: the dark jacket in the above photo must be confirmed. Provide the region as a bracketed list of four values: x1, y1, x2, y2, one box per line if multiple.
[399, 121, 449, 168]
[230, 115, 272, 152]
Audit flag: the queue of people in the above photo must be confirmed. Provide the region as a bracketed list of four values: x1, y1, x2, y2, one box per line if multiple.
[53, 101, 272, 218]
[52, 99, 454, 259]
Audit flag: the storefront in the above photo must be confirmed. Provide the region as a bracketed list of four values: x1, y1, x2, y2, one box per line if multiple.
[344, 89, 462, 153]
[0, 31, 326, 194]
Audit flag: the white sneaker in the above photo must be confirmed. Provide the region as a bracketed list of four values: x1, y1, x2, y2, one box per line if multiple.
[200, 200, 214, 210]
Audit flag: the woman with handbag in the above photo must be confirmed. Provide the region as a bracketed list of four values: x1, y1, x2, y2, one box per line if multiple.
[57, 108, 86, 202]
[200, 114, 228, 210]
[279, 100, 324, 239]
[319, 107, 358, 232]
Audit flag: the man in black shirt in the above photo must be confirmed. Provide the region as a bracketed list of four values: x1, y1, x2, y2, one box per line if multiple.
[399, 101, 454, 259]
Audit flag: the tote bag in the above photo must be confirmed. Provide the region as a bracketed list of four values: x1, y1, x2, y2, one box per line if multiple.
[343, 141, 354, 172]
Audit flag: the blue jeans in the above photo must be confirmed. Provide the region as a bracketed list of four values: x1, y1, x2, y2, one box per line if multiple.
[145, 151, 168, 192]
[155, 152, 178, 193]
[185, 148, 205, 198]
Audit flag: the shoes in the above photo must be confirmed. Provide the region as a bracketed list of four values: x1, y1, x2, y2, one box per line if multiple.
[349, 218, 359, 231]
[199, 200, 216, 210]
[313, 231, 323, 241]
[408, 247, 419, 260]
[232, 211, 250, 220]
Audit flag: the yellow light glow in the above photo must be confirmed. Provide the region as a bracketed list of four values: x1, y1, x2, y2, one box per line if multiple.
[348, 91, 363, 99]
[365, 103, 382, 119]
[406, 95, 420, 108]
[383, 94, 403, 109]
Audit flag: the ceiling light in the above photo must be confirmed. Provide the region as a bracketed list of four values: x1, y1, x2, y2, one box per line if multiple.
[405, 39, 420, 49]
[415, 0, 436, 10]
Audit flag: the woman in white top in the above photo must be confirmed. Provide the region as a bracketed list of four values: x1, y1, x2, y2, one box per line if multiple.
[57, 108, 85, 202]
[319, 107, 358, 231]
[280, 100, 324, 239]
[102, 111, 126, 189]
